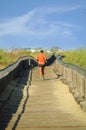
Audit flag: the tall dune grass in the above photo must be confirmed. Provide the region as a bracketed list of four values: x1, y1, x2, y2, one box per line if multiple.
[0, 49, 32, 69]
[0, 48, 86, 69]
[0, 49, 50, 69]
[63, 48, 86, 69]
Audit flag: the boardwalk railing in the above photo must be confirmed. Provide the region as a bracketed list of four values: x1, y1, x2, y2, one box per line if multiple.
[0, 56, 37, 94]
[53, 55, 86, 110]
[0, 55, 55, 95]
[0, 54, 86, 110]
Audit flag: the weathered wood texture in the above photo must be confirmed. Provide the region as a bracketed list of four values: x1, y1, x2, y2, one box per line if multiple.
[0, 66, 86, 130]
[53, 60, 86, 111]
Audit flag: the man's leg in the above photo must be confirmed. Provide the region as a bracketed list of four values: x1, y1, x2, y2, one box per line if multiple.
[41, 66, 45, 80]
[42, 66, 44, 74]
[39, 67, 44, 80]
[39, 67, 42, 80]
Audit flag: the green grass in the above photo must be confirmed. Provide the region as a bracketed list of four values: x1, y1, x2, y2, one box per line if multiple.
[0, 48, 86, 69]
[0, 49, 31, 69]
[0, 49, 50, 69]
[60, 48, 86, 69]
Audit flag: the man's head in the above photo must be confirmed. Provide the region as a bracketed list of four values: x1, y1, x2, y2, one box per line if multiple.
[40, 50, 44, 53]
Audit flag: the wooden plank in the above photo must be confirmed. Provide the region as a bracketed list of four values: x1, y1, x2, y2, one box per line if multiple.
[0, 66, 86, 130]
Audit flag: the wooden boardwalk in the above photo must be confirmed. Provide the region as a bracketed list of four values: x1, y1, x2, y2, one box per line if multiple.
[0, 66, 86, 130]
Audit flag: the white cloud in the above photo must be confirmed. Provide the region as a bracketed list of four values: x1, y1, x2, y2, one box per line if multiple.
[0, 10, 35, 36]
[0, 5, 82, 38]
[32, 5, 81, 15]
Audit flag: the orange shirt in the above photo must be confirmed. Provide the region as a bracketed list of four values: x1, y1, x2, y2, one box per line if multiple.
[37, 53, 46, 64]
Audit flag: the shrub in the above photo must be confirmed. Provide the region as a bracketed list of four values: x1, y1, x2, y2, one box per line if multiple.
[63, 48, 86, 69]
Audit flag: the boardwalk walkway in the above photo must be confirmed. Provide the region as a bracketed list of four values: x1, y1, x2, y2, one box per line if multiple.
[0, 66, 86, 130]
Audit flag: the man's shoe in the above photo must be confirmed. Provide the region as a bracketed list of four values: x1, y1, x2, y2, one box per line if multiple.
[40, 76, 44, 80]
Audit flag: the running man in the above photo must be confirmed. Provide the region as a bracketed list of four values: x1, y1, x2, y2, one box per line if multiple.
[36, 50, 46, 80]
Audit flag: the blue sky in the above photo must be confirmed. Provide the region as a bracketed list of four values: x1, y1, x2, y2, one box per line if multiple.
[0, 0, 86, 50]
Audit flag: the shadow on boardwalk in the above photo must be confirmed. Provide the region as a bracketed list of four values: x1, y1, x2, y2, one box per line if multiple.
[0, 55, 56, 130]
[0, 68, 30, 130]
[0, 57, 86, 130]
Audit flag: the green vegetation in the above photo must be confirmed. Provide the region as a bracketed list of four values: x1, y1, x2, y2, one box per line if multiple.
[0, 48, 86, 70]
[0, 49, 50, 69]
[57, 48, 86, 69]
[0, 49, 31, 69]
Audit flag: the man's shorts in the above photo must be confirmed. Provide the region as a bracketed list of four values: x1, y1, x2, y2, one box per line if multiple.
[38, 64, 45, 67]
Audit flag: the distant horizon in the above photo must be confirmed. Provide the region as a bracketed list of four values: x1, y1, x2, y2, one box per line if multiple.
[0, 46, 86, 51]
[0, 0, 86, 50]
